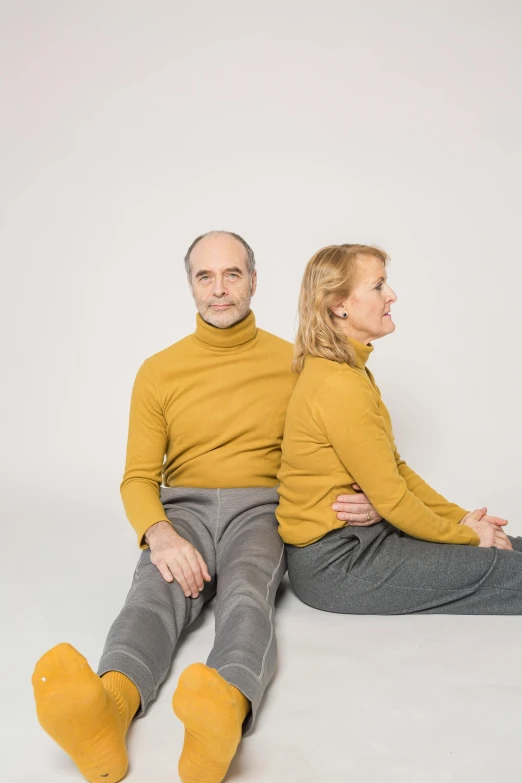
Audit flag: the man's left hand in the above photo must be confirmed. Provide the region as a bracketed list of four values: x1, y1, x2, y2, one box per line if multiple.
[332, 484, 382, 526]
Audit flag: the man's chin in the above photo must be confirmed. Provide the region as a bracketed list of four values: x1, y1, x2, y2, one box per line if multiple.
[204, 307, 240, 328]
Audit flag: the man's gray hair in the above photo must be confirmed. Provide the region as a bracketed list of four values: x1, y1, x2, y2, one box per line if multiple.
[184, 230, 256, 278]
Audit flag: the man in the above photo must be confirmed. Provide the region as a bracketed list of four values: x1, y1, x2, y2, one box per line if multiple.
[32, 231, 380, 783]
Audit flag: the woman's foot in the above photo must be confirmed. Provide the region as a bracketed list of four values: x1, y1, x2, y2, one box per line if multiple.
[32, 643, 139, 783]
[173, 663, 250, 783]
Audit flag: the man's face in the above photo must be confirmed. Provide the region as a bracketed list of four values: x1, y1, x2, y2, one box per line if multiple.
[188, 234, 257, 328]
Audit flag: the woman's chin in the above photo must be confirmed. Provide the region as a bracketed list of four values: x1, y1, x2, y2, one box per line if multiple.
[379, 320, 396, 338]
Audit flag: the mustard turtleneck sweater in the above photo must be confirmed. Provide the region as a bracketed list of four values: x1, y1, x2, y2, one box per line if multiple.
[276, 338, 480, 548]
[121, 311, 296, 545]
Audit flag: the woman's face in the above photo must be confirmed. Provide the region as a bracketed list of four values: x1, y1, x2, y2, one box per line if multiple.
[338, 255, 397, 344]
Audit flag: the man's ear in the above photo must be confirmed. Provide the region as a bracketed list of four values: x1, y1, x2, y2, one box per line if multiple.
[250, 270, 258, 297]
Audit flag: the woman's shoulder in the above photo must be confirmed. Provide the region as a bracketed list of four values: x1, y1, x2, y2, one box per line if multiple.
[299, 356, 372, 397]
[302, 354, 362, 379]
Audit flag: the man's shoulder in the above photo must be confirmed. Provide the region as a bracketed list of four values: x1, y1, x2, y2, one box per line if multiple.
[256, 327, 294, 355]
[141, 334, 194, 370]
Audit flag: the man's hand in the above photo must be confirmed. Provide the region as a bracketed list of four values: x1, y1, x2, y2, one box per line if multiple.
[460, 508, 513, 550]
[145, 520, 212, 597]
[332, 484, 383, 527]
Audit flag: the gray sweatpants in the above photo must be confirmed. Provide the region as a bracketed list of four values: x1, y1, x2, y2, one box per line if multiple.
[286, 521, 522, 615]
[98, 486, 285, 734]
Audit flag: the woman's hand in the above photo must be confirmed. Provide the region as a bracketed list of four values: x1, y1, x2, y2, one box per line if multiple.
[460, 508, 513, 550]
[460, 506, 508, 528]
[332, 484, 383, 526]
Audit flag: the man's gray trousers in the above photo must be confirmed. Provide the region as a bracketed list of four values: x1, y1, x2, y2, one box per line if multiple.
[98, 486, 285, 734]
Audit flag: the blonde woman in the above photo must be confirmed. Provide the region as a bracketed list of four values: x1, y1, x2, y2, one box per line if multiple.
[276, 244, 522, 614]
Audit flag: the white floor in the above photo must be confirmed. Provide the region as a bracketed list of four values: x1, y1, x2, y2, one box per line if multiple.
[7, 480, 522, 783]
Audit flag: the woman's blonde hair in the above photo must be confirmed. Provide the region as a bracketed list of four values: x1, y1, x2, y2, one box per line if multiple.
[293, 243, 388, 372]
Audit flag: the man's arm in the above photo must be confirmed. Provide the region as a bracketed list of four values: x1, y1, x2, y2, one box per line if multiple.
[120, 359, 170, 547]
[120, 360, 214, 588]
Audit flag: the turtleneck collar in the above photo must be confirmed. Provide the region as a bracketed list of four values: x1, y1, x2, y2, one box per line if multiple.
[347, 337, 374, 369]
[193, 310, 257, 351]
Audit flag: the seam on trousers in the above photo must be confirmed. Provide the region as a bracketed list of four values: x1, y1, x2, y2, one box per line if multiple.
[258, 544, 285, 681]
[217, 662, 261, 682]
[474, 583, 522, 594]
[153, 662, 175, 698]
[101, 648, 156, 683]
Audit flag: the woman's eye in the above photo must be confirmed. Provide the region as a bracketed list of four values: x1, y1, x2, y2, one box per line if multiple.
[375, 283, 382, 290]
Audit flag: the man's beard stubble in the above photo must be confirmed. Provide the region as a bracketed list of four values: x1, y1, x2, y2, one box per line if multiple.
[195, 296, 251, 329]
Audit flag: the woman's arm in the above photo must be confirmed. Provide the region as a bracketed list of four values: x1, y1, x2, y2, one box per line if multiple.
[393, 449, 468, 523]
[365, 366, 469, 524]
[313, 373, 479, 546]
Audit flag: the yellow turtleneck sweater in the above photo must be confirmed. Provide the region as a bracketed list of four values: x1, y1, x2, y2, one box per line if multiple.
[121, 311, 296, 546]
[276, 338, 480, 548]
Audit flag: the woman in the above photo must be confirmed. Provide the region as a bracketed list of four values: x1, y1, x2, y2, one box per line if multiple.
[276, 243, 522, 614]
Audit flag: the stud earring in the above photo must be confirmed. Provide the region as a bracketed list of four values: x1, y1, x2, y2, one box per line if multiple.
[343, 312, 348, 318]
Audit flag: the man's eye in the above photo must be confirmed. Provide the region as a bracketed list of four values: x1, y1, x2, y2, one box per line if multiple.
[375, 283, 382, 290]
[228, 273, 239, 279]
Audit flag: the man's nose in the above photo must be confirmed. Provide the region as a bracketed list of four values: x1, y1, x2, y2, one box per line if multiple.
[212, 275, 227, 296]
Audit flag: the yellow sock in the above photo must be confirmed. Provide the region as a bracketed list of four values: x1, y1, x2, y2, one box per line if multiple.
[172, 663, 250, 783]
[32, 642, 140, 783]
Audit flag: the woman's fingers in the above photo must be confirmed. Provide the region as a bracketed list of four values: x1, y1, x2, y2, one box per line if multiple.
[485, 515, 508, 527]
[493, 530, 513, 550]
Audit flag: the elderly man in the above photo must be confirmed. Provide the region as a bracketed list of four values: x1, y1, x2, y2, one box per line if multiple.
[32, 231, 380, 783]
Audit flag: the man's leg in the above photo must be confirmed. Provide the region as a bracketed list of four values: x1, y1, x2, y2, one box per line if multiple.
[209, 500, 285, 733]
[33, 512, 216, 783]
[173, 488, 284, 783]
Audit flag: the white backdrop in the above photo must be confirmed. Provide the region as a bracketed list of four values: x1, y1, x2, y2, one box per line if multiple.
[3, 3, 522, 781]
[2, 1, 521, 531]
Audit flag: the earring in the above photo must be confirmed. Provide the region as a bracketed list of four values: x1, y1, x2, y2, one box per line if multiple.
[343, 312, 348, 318]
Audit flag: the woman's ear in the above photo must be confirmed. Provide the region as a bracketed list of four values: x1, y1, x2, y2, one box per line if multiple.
[330, 302, 348, 319]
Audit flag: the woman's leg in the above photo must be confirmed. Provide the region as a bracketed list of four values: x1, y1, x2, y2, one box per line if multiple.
[286, 522, 522, 615]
